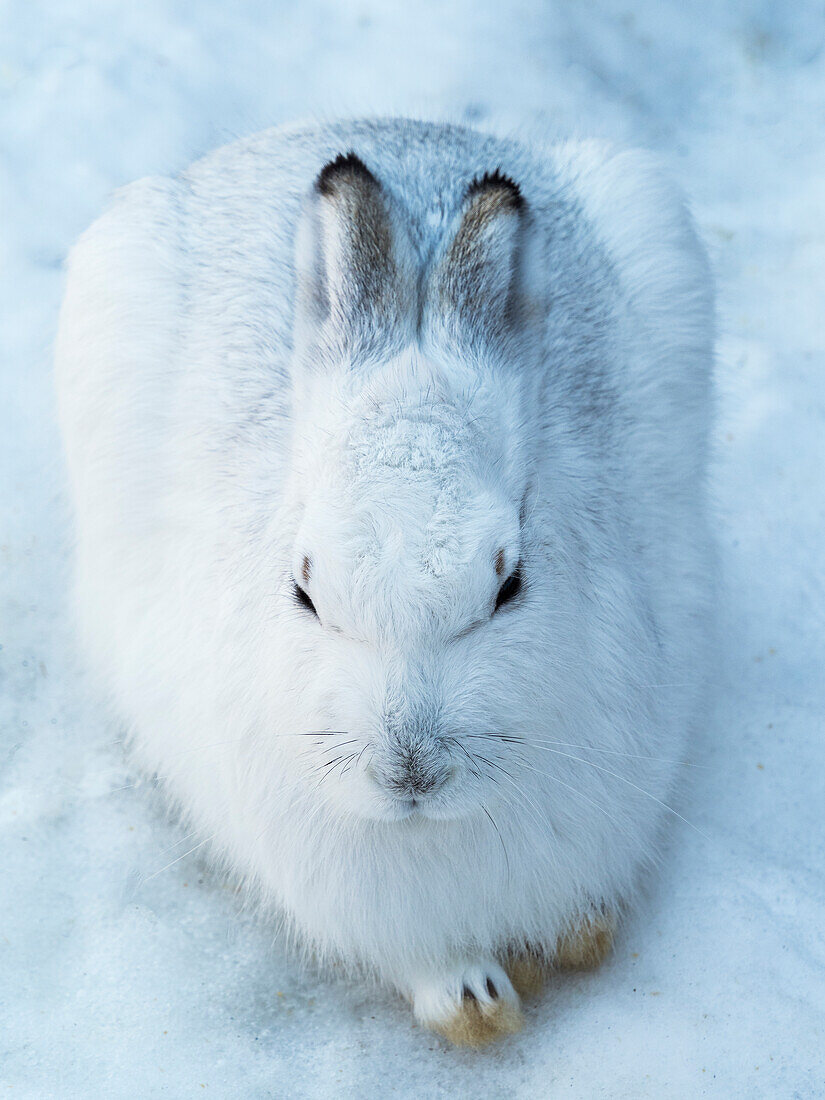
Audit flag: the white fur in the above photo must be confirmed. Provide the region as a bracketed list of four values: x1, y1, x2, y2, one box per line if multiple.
[55, 119, 713, 1027]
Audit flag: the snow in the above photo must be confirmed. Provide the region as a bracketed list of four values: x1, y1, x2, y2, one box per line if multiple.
[1, 1, 824, 1095]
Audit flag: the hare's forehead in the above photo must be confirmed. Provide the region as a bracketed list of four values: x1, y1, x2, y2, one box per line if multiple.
[299, 388, 496, 493]
[299, 415, 514, 578]
[344, 404, 486, 479]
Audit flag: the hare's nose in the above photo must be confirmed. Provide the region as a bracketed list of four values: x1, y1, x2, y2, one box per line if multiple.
[367, 759, 456, 800]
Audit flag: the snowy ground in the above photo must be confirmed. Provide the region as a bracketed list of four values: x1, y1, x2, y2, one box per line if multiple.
[2, 2, 824, 1096]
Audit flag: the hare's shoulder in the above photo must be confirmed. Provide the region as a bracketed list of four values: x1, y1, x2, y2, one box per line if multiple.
[56, 175, 186, 491]
[57, 174, 189, 402]
[552, 140, 714, 377]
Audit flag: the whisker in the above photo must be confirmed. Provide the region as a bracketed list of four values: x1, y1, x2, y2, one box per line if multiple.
[466, 733, 704, 769]
[340, 753, 360, 778]
[313, 751, 358, 790]
[452, 737, 621, 844]
[319, 754, 348, 772]
[480, 762, 550, 839]
[328, 752, 358, 778]
[300, 737, 361, 764]
[319, 739, 361, 756]
[154, 826, 204, 858]
[481, 804, 511, 886]
[513, 746, 709, 841]
[280, 730, 354, 738]
[140, 833, 217, 883]
[513, 757, 622, 826]
[447, 736, 484, 781]
[102, 730, 361, 794]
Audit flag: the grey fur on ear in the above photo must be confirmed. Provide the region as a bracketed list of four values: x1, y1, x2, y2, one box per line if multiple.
[294, 151, 415, 360]
[425, 169, 527, 349]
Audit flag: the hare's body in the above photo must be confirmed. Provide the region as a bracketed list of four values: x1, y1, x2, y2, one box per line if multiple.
[56, 118, 713, 1042]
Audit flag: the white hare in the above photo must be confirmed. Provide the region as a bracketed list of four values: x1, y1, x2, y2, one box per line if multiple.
[56, 118, 713, 1045]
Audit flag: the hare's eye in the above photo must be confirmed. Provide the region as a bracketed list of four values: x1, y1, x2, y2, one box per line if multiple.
[293, 582, 318, 618]
[494, 565, 523, 612]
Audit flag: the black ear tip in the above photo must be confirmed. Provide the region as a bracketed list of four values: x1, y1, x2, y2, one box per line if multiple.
[315, 151, 378, 197]
[466, 168, 524, 210]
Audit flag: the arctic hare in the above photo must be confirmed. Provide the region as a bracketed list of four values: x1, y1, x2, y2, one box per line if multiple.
[56, 118, 713, 1045]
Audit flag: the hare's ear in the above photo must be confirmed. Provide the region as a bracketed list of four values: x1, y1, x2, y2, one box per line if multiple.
[425, 169, 526, 348]
[294, 152, 415, 359]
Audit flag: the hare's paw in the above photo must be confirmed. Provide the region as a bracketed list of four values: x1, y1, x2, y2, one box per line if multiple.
[555, 910, 615, 971]
[504, 948, 552, 997]
[411, 961, 523, 1047]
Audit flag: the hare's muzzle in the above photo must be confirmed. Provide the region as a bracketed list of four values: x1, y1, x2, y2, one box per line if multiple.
[366, 711, 457, 806]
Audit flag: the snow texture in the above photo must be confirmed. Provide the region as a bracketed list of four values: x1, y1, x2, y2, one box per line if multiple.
[1, 1, 823, 1096]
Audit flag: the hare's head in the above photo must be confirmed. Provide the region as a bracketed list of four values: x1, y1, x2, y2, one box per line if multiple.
[276, 153, 546, 823]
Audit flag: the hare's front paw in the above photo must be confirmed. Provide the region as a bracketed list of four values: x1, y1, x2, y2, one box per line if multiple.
[555, 910, 616, 971]
[503, 908, 616, 995]
[411, 960, 523, 1047]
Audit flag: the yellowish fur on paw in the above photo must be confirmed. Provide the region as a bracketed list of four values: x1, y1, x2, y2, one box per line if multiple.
[429, 994, 524, 1048]
[504, 950, 550, 998]
[555, 911, 616, 971]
